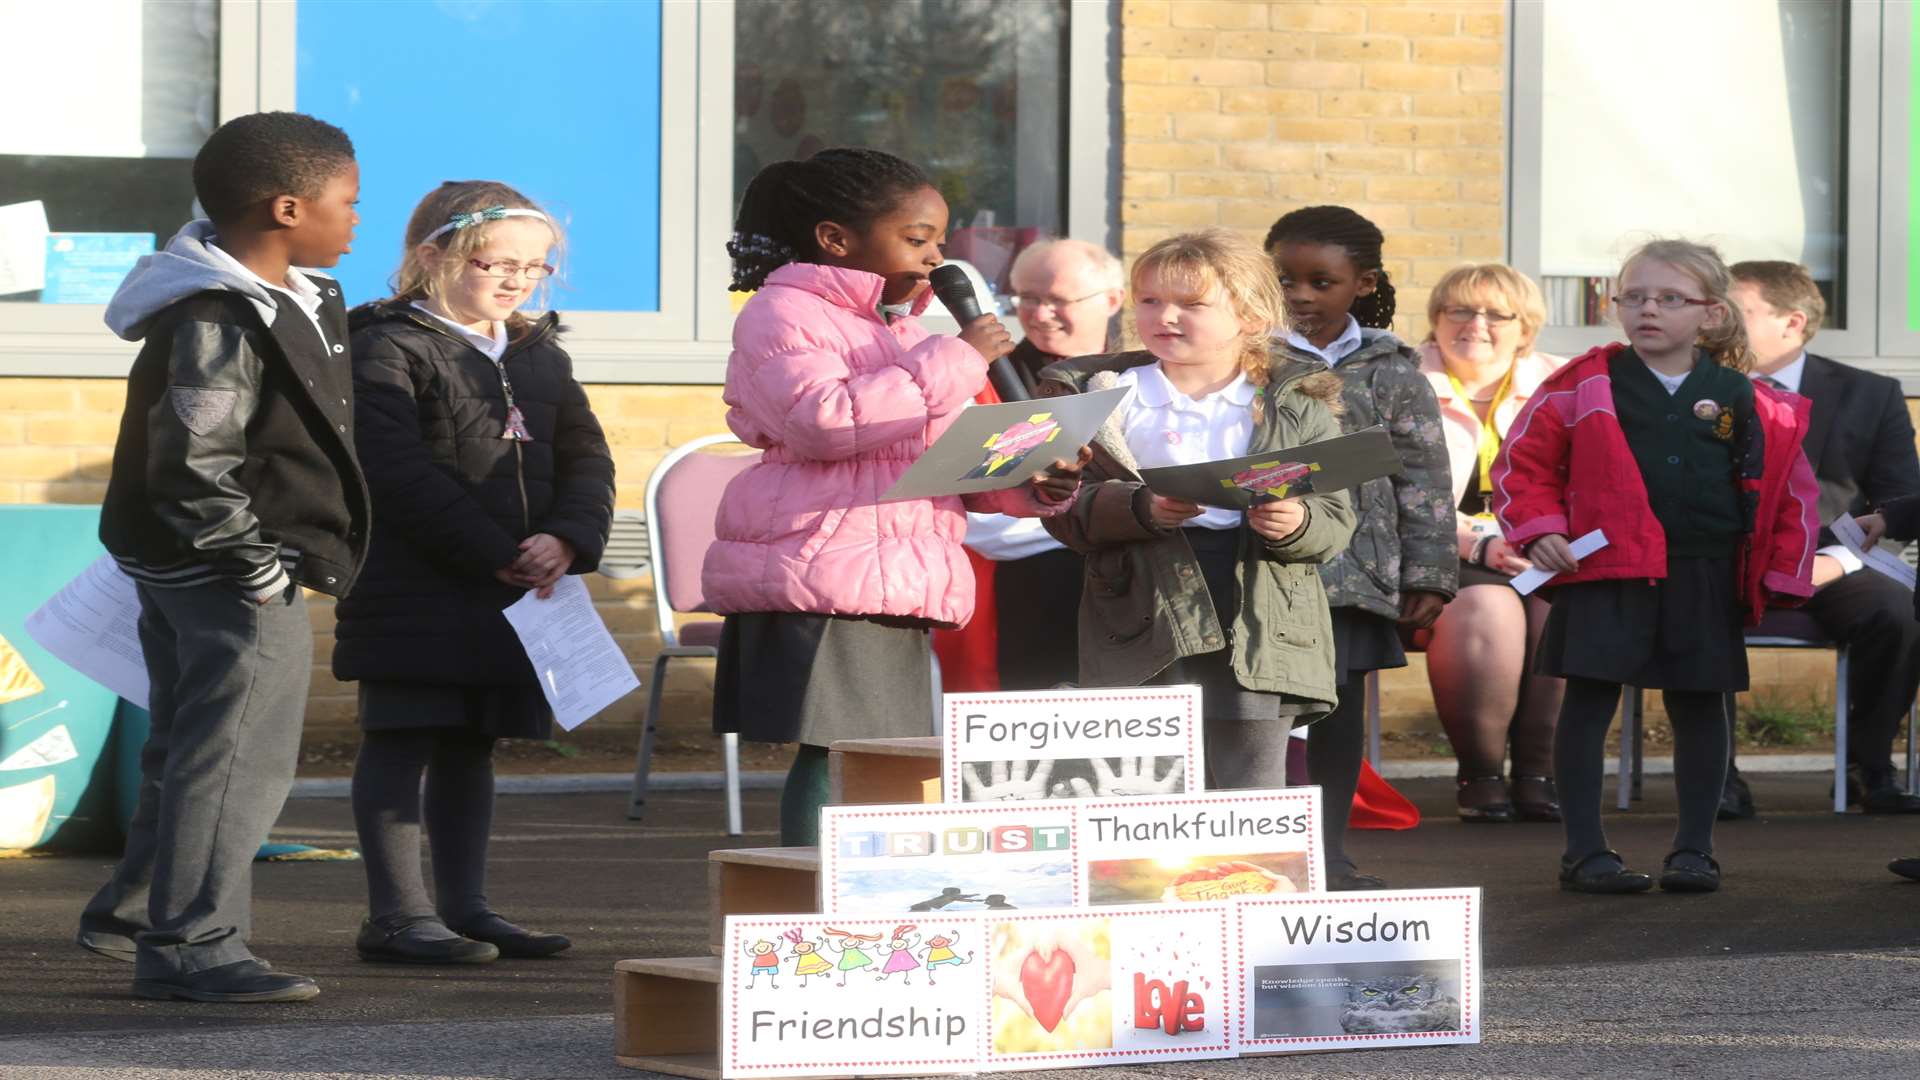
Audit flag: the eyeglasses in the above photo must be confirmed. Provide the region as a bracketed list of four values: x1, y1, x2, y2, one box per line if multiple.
[1439, 306, 1518, 325]
[1611, 291, 1712, 310]
[467, 258, 556, 280]
[1013, 289, 1108, 312]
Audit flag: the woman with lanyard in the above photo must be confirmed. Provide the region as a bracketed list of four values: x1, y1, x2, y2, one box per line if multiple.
[1415, 264, 1568, 824]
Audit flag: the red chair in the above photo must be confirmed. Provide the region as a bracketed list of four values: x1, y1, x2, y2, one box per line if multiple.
[627, 435, 760, 833]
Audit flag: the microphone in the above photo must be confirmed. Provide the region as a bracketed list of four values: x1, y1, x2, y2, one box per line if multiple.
[930, 263, 1029, 401]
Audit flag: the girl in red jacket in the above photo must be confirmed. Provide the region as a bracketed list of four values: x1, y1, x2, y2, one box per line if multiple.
[1492, 239, 1818, 895]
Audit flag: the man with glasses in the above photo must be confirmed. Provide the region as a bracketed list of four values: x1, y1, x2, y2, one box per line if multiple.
[1728, 260, 1920, 815]
[965, 239, 1123, 689]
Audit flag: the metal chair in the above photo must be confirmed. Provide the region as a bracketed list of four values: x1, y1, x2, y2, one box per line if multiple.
[627, 434, 759, 834]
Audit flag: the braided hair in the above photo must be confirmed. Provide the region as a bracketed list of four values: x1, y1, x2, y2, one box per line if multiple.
[1263, 205, 1397, 329]
[728, 148, 932, 292]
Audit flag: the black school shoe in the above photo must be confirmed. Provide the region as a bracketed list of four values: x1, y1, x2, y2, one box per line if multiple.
[1889, 857, 1920, 882]
[1511, 775, 1562, 823]
[1558, 850, 1652, 894]
[448, 912, 571, 958]
[133, 959, 317, 1003]
[1658, 849, 1721, 893]
[356, 917, 498, 965]
[1455, 775, 1515, 824]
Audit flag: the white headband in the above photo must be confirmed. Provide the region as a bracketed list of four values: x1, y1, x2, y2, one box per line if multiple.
[423, 206, 550, 244]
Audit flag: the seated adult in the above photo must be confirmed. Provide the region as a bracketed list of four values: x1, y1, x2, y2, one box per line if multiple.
[960, 239, 1124, 689]
[1416, 264, 1567, 823]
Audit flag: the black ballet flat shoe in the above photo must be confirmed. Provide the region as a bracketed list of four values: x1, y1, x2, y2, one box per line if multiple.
[1510, 775, 1562, 823]
[1658, 849, 1721, 893]
[1327, 867, 1387, 891]
[448, 912, 571, 958]
[1455, 775, 1515, 824]
[1887, 857, 1920, 882]
[1558, 850, 1652, 894]
[356, 918, 498, 965]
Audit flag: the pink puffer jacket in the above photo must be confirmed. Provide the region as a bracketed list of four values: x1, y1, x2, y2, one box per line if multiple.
[702, 263, 1064, 628]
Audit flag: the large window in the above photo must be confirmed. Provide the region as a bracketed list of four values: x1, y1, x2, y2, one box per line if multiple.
[733, 0, 1068, 305]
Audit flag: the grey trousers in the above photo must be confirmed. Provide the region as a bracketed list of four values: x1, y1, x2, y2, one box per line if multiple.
[79, 580, 312, 978]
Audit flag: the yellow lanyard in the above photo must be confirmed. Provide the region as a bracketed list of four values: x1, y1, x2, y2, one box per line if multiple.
[1448, 362, 1517, 497]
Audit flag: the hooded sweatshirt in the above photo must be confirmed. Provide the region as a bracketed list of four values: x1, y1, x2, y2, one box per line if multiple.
[98, 220, 370, 599]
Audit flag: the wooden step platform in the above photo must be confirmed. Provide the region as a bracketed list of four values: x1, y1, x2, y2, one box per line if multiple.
[707, 846, 820, 953]
[828, 735, 942, 805]
[613, 956, 720, 1077]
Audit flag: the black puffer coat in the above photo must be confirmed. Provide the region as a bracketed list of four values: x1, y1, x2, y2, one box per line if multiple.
[332, 302, 615, 705]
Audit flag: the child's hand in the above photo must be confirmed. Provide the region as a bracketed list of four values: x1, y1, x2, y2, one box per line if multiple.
[1859, 513, 1888, 548]
[1247, 497, 1307, 542]
[1397, 590, 1447, 629]
[1149, 494, 1203, 529]
[1526, 533, 1579, 573]
[1482, 537, 1532, 576]
[1029, 445, 1092, 503]
[957, 314, 1014, 362]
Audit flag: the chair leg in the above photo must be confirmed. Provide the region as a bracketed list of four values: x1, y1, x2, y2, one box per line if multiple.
[628, 654, 672, 821]
[1907, 701, 1918, 793]
[1616, 687, 1637, 811]
[1834, 649, 1850, 814]
[1364, 669, 1382, 771]
[1631, 689, 1644, 802]
[723, 732, 743, 836]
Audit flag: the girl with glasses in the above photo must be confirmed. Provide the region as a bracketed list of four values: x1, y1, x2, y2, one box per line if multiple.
[335, 180, 615, 962]
[1494, 239, 1818, 895]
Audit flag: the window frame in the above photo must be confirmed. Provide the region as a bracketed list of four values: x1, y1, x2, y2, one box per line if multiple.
[1509, 0, 1896, 378]
[0, 0, 1115, 383]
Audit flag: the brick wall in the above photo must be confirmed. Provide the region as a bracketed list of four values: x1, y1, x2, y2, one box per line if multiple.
[1120, 0, 1505, 344]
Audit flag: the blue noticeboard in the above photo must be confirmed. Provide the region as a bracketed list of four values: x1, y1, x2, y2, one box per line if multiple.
[42, 234, 154, 304]
[294, 0, 664, 313]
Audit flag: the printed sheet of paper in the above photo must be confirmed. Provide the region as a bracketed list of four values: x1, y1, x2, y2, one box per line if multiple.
[881, 388, 1129, 501]
[943, 686, 1202, 804]
[819, 788, 1323, 917]
[23, 555, 149, 708]
[0, 200, 50, 296]
[1235, 889, 1481, 1054]
[1833, 514, 1916, 589]
[1137, 427, 1401, 510]
[500, 574, 639, 730]
[720, 904, 1237, 1077]
[819, 803, 1081, 916]
[1509, 529, 1608, 596]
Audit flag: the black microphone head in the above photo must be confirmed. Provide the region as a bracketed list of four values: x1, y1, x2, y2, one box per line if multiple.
[929, 264, 983, 322]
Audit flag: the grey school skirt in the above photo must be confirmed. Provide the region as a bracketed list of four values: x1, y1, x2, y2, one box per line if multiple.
[713, 612, 935, 746]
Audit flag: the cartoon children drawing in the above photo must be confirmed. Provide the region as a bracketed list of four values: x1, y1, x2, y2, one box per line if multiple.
[918, 930, 973, 984]
[963, 412, 1062, 480]
[874, 924, 923, 984]
[744, 937, 781, 988]
[784, 928, 833, 987]
[823, 926, 880, 987]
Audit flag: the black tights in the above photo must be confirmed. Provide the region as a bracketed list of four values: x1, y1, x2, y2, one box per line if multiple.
[351, 729, 498, 926]
[1310, 676, 1368, 874]
[1555, 677, 1727, 863]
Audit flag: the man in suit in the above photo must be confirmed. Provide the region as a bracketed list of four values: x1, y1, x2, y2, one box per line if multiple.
[1729, 260, 1920, 814]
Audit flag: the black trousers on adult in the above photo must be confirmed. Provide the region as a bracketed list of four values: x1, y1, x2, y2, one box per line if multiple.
[1801, 570, 1920, 785]
[991, 548, 1084, 691]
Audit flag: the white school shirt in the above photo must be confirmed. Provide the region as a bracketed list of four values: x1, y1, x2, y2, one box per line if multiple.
[203, 241, 331, 352]
[1115, 362, 1255, 531]
[1281, 315, 1364, 367]
[411, 302, 508, 361]
[1750, 351, 1861, 574]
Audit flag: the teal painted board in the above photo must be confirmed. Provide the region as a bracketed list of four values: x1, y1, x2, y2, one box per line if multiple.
[0, 506, 124, 850]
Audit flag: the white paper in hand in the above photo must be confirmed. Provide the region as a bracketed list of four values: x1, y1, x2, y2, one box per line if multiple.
[24, 555, 149, 708]
[1832, 514, 1915, 590]
[1510, 529, 1609, 596]
[500, 575, 640, 730]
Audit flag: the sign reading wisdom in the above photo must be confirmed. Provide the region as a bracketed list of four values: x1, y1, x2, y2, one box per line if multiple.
[943, 687, 1203, 804]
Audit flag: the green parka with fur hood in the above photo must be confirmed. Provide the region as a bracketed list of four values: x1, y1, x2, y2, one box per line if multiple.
[1035, 350, 1356, 719]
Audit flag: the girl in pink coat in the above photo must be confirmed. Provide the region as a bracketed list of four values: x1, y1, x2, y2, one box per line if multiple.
[704, 148, 1085, 845]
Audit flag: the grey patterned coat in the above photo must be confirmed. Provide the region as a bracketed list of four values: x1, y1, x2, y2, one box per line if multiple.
[1276, 330, 1458, 619]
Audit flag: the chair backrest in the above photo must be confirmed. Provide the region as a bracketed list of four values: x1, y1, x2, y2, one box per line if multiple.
[643, 434, 760, 642]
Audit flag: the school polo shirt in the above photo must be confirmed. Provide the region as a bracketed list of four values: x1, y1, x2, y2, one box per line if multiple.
[1115, 362, 1254, 531]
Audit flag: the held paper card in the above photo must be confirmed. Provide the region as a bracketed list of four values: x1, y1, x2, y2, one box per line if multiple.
[881, 388, 1129, 502]
[1137, 427, 1401, 510]
[1833, 514, 1915, 590]
[0, 200, 50, 295]
[500, 574, 640, 731]
[23, 555, 149, 709]
[1078, 787, 1324, 903]
[943, 686, 1202, 804]
[1235, 889, 1481, 1054]
[820, 803, 1081, 916]
[1509, 529, 1608, 596]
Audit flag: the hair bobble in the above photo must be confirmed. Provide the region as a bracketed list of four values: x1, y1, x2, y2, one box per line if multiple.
[422, 205, 551, 244]
[726, 231, 794, 260]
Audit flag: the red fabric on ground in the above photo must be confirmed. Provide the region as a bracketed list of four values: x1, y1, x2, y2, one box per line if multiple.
[1351, 759, 1421, 830]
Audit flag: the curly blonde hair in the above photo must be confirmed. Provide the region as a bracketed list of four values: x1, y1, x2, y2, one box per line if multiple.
[1619, 239, 1753, 373]
[387, 180, 564, 336]
[1129, 229, 1290, 385]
